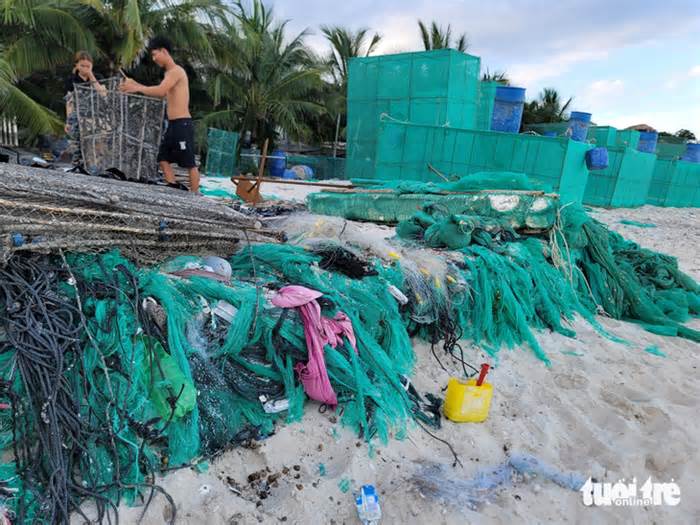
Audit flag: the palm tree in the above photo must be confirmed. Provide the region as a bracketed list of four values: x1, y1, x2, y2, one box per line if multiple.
[202, 0, 324, 146]
[417, 21, 467, 52]
[521, 87, 573, 127]
[0, 0, 96, 77]
[0, 0, 228, 136]
[321, 26, 382, 87]
[79, 0, 229, 70]
[481, 69, 510, 85]
[0, 0, 94, 134]
[0, 57, 62, 134]
[538, 88, 573, 121]
[320, 26, 381, 149]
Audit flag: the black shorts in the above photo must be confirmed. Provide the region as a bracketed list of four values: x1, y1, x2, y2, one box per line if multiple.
[158, 118, 197, 168]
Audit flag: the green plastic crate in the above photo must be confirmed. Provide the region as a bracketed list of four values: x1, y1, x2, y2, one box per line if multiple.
[206, 128, 239, 177]
[371, 119, 592, 204]
[587, 126, 617, 147]
[583, 146, 656, 207]
[647, 158, 700, 207]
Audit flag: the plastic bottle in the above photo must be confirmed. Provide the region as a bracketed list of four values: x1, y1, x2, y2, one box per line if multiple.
[355, 485, 381, 525]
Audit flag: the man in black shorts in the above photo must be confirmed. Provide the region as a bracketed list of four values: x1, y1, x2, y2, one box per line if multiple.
[120, 36, 200, 192]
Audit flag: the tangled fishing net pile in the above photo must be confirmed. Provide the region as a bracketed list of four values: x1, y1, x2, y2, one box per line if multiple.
[0, 170, 697, 523]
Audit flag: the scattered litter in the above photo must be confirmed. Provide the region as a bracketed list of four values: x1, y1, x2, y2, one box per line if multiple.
[618, 219, 656, 228]
[213, 300, 239, 323]
[260, 395, 291, 414]
[644, 345, 667, 357]
[444, 364, 493, 423]
[355, 484, 381, 525]
[338, 478, 351, 493]
[412, 453, 585, 510]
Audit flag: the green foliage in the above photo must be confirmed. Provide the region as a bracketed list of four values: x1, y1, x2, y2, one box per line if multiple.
[202, 0, 325, 146]
[481, 68, 510, 85]
[521, 87, 573, 128]
[674, 128, 696, 141]
[417, 20, 468, 52]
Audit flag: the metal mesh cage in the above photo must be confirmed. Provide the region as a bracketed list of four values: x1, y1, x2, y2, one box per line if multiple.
[74, 77, 166, 181]
[206, 128, 239, 177]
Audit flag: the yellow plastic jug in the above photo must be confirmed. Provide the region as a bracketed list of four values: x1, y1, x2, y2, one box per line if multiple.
[444, 365, 493, 423]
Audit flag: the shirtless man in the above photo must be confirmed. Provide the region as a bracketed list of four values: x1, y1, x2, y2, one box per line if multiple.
[119, 36, 199, 192]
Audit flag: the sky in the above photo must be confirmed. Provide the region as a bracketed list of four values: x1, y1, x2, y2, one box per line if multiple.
[272, 0, 700, 136]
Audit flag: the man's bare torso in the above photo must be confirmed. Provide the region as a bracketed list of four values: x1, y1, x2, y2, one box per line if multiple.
[164, 65, 190, 120]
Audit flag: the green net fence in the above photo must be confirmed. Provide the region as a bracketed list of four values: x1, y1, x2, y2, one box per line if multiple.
[582, 146, 656, 207]
[286, 155, 346, 180]
[615, 129, 640, 149]
[206, 128, 240, 177]
[586, 126, 617, 147]
[647, 158, 700, 207]
[347, 50, 481, 179]
[475, 81, 498, 131]
[655, 135, 687, 159]
[372, 118, 592, 203]
[523, 122, 570, 137]
[307, 172, 559, 229]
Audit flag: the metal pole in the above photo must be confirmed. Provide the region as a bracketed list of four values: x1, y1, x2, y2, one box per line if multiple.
[333, 113, 341, 158]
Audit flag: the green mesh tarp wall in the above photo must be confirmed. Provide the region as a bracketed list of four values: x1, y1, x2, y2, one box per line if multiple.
[583, 146, 656, 207]
[655, 136, 687, 159]
[524, 122, 570, 136]
[286, 155, 345, 180]
[475, 81, 498, 131]
[371, 119, 592, 204]
[615, 129, 640, 149]
[587, 126, 617, 147]
[647, 158, 700, 207]
[346, 50, 481, 179]
[206, 128, 239, 177]
[307, 190, 559, 228]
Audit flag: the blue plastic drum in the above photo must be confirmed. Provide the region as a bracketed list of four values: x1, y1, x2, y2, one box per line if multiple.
[681, 143, 700, 164]
[490, 86, 526, 133]
[567, 112, 592, 142]
[585, 147, 609, 170]
[268, 149, 286, 178]
[637, 132, 658, 154]
[290, 165, 314, 180]
[681, 143, 700, 163]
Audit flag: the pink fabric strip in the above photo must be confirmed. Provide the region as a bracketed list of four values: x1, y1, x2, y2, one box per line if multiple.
[272, 285, 357, 407]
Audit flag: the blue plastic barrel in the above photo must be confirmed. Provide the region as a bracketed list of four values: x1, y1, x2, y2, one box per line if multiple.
[586, 147, 609, 170]
[490, 86, 526, 133]
[681, 143, 700, 163]
[268, 149, 286, 178]
[637, 132, 658, 154]
[567, 112, 592, 142]
[290, 165, 314, 180]
[282, 168, 298, 180]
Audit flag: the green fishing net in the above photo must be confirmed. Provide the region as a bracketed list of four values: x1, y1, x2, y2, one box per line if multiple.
[1, 178, 698, 522]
